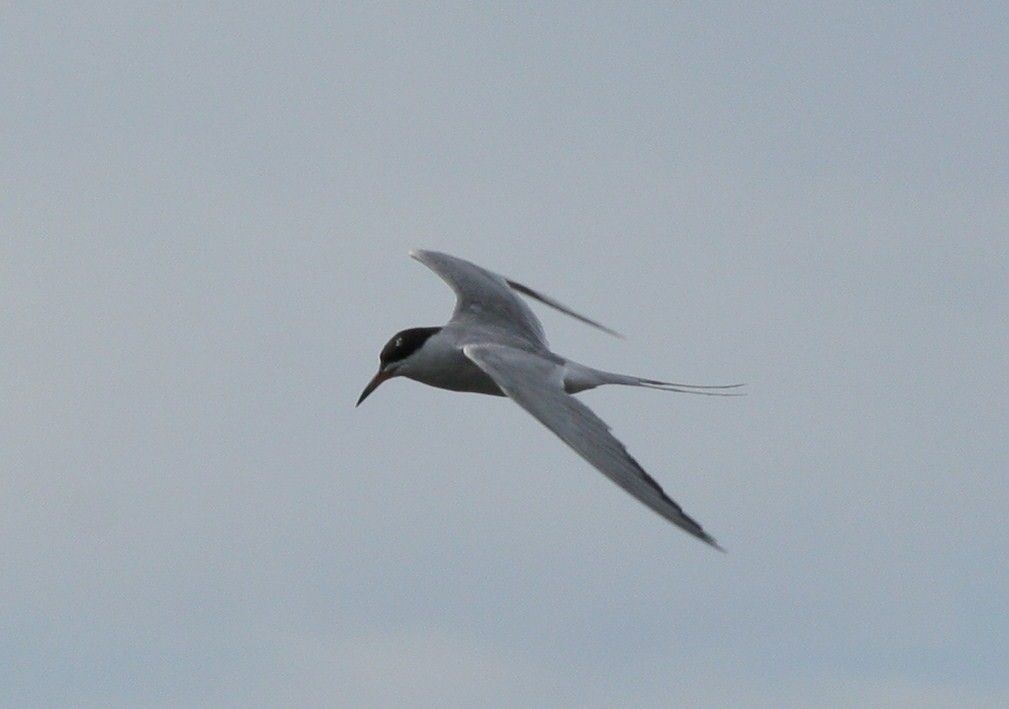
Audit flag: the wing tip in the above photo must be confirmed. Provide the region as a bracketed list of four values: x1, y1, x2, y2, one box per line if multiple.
[506, 278, 625, 339]
[704, 536, 727, 553]
[686, 521, 725, 552]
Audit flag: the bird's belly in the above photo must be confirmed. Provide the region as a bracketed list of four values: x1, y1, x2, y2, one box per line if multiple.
[406, 356, 505, 396]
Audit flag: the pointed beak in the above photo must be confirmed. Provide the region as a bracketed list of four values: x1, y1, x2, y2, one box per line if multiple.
[356, 369, 393, 407]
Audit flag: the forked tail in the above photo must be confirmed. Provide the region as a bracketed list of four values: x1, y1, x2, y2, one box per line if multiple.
[565, 361, 745, 396]
[633, 377, 746, 396]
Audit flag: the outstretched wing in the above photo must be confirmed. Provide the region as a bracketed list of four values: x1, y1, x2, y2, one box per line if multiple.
[504, 279, 623, 339]
[411, 250, 621, 346]
[463, 343, 723, 550]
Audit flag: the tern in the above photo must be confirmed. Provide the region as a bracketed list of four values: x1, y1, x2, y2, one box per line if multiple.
[357, 250, 741, 549]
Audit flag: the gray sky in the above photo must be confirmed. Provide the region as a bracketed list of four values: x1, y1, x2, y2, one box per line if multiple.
[4, 3, 1007, 707]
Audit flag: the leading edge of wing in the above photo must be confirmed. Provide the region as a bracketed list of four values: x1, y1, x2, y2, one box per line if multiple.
[462, 343, 723, 550]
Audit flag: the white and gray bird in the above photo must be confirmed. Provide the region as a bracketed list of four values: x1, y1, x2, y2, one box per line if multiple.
[357, 250, 741, 549]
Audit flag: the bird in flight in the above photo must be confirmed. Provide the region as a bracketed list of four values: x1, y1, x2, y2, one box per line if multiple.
[357, 250, 741, 549]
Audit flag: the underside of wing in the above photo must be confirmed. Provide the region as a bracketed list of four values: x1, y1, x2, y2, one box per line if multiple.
[463, 343, 722, 550]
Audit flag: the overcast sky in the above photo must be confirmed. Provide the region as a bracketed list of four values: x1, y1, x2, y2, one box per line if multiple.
[3, 3, 1008, 707]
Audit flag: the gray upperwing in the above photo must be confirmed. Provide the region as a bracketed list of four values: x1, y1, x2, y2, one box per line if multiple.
[411, 250, 623, 345]
[463, 343, 723, 550]
[411, 250, 548, 346]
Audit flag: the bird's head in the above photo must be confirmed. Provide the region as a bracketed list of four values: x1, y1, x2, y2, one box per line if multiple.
[356, 327, 441, 406]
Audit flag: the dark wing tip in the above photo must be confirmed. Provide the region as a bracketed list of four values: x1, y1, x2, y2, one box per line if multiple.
[506, 279, 625, 339]
[702, 535, 727, 553]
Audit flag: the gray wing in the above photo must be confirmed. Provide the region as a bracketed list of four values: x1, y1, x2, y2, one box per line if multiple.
[504, 279, 623, 339]
[411, 250, 622, 346]
[463, 343, 723, 550]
